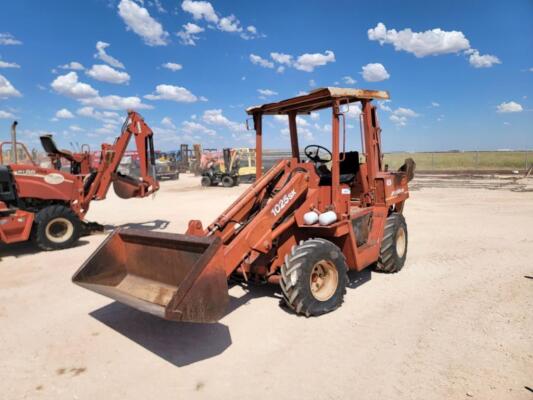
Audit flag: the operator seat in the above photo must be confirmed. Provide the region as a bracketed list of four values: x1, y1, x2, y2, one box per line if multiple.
[40, 135, 75, 162]
[318, 151, 359, 185]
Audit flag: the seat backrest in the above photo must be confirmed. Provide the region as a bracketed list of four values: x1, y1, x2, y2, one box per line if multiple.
[0, 165, 17, 203]
[40, 135, 74, 161]
[339, 151, 359, 175]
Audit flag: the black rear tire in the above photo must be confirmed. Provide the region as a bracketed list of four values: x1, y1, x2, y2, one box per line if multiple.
[280, 238, 348, 317]
[222, 175, 234, 188]
[201, 176, 212, 187]
[374, 213, 408, 273]
[32, 205, 81, 251]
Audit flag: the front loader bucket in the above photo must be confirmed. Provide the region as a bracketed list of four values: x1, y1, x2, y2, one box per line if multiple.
[72, 229, 229, 323]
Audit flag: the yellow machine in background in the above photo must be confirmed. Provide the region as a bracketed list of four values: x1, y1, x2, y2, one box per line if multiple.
[228, 148, 256, 183]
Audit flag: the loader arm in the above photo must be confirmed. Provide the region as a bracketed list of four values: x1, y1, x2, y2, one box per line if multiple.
[80, 111, 159, 214]
[73, 159, 312, 322]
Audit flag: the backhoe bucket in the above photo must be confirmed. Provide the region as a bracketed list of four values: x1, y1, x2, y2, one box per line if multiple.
[112, 173, 141, 199]
[72, 229, 229, 323]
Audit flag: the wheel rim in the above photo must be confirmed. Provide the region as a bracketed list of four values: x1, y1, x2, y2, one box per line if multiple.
[45, 218, 74, 244]
[395, 227, 406, 258]
[309, 260, 338, 301]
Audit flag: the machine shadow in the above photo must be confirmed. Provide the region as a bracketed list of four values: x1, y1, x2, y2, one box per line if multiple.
[0, 239, 90, 260]
[90, 302, 232, 368]
[224, 269, 372, 317]
[225, 281, 282, 316]
[103, 219, 170, 232]
[347, 268, 372, 289]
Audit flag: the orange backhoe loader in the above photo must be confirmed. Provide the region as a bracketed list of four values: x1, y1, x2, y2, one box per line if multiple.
[73, 88, 415, 321]
[0, 111, 159, 250]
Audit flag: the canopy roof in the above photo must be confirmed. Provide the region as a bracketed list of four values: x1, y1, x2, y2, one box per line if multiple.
[246, 87, 390, 116]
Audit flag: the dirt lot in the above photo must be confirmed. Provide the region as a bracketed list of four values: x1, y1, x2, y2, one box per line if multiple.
[1, 174, 532, 400]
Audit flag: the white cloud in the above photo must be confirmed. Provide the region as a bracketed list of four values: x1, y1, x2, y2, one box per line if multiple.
[496, 101, 523, 113]
[202, 109, 245, 132]
[0, 74, 21, 98]
[241, 25, 264, 40]
[281, 126, 314, 141]
[310, 112, 320, 120]
[177, 23, 205, 46]
[361, 63, 390, 82]
[95, 41, 125, 69]
[390, 114, 407, 126]
[379, 102, 392, 112]
[342, 76, 356, 85]
[252, 50, 335, 72]
[59, 61, 85, 71]
[270, 52, 293, 65]
[153, 0, 166, 13]
[181, 0, 262, 40]
[368, 22, 501, 69]
[144, 84, 201, 102]
[293, 50, 335, 72]
[51, 72, 98, 98]
[389, 107, 419, 126]
[296, 116, 310, 126]
[368, 22, 470, 57]
[181, 120, 216, 136]
[0, 59, 20, 69]
[69, 125, 84, 132]
[344, 103, 362, 118]
[117, 0, 169, 46]
[430, 101, 440, 107]
[467, 50, 501, 68]
[181, 0, 218, 23]
[162, 62, 182, 71]
[55, 108, 74, 119]
[258, 89, 278, 97]
[309, 79, 316, 87]
[218, 15, 242, 33]
[161, 116, 176, 129]
[529, 68, 533, 72]
[77, 107, 123, 124]
[95, 123, 119, 135]
[250, 54, 274, 69]
[86, 64, 130, 84]
[80, 95, 152, 110]
[0, 110, 15, 119]
[0, 33, 22, 45]
[394, 107, 418, 117]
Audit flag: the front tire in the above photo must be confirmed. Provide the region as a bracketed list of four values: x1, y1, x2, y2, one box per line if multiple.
[222, 175, 234, 188]
[280, 238, 348, 316]
[374, 213, 408, 273]
[32, 205, 81, 251]
[201, 176, 212, 187]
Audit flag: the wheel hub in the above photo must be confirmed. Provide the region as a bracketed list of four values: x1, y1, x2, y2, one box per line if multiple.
[310, 260, 338, 301]
[396, 227, 406, 258]
[45, 218, 74, 243]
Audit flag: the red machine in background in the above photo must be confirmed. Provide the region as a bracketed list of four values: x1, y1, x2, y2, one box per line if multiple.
[0, 111, 159, 250]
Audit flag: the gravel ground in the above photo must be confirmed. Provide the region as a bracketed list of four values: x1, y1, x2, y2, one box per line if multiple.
[1, 174, 532, 400]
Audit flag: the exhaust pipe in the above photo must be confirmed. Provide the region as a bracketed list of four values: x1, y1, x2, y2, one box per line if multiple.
[11, 121, 18, 164]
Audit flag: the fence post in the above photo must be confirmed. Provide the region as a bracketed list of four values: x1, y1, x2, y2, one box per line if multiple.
[526, 150, 529, 171]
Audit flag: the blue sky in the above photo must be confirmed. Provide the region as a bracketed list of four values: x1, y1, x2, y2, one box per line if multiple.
[0, 0, 531, 152]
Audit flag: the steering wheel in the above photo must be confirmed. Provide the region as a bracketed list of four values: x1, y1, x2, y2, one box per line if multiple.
[304, 145, 332, 163]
